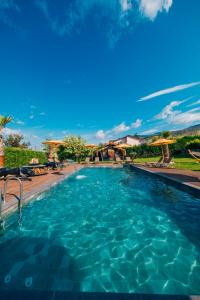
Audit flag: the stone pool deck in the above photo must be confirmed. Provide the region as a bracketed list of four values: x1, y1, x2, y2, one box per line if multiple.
[131, 164, 200, 197]
[0, 163, 122, 216]
[0, 164, 83, 216]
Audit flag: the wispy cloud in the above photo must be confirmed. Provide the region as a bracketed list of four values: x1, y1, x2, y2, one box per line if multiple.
[16, 120, 25, 125]
[187, 99, 200, 107]
[95, 118, 142, 140]
[141, 128, 158, 135]
[170, 108, 200, 126]
[35, 0, 173, 46]
[0, 0, 21, 28]
[0, 0, 20, 12]
[153, 99, 200, 127]
[139, 82, 200, 102]
[153, 97, 191, 120]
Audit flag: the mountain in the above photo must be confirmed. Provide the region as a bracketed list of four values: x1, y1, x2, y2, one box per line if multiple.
[171, 124, 200, 136]
[141, 124, 200, 140]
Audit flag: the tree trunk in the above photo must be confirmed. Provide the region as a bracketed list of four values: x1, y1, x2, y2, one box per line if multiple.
[162, 144, 170, 163]
[0, 131, 4, 167]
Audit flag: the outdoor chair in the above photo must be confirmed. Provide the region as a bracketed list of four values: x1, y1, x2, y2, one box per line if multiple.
[151, 157, 174, 168]
[145, 157, 163, 167]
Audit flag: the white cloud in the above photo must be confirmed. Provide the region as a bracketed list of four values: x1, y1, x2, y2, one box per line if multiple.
[29, 114, 34, 119]
[39, 112, 46, 116]
[96, 130, 106, 140]
[131, 118, 142, 128]
[120, 0, 132, 12]
[112, 122, 130, 134]
[95, 118, 142, 140]
[170, 108, 200, 126]
[139, 0, 172, 21]
[153, 99, 200, 127]
[139, 82, 200, 102]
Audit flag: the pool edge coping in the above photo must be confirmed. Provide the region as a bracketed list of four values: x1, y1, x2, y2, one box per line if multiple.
[129, 164, 200, 198]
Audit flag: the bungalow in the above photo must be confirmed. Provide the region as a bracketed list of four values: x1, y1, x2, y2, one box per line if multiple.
[111, 135, 145, 146]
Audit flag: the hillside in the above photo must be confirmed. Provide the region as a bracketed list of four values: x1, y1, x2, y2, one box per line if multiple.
[171, 124, 200, 136]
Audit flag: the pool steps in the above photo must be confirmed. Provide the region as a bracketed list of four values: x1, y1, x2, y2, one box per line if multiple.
[0, 176, 23, 231]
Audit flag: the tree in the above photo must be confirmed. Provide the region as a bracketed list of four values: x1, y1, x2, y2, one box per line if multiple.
[162, 131, 171, 139]
[57, 136, 89, 162]
[0, 115, 13, 167]
[5, 134, 30, 149]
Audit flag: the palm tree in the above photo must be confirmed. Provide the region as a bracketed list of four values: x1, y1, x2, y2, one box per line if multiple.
[0, 115, 13, 167]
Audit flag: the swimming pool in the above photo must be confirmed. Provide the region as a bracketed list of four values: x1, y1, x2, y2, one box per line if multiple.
[0, 167, 200, 295]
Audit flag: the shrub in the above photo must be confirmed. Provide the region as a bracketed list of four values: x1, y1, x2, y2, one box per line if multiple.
[4, 147, 47, 168]
[127, 144, 162, 158]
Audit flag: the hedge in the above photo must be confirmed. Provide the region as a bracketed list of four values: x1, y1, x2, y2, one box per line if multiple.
[4, 147, 47, 168]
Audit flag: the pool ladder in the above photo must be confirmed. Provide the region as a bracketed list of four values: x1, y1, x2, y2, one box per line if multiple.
[0, 177, 23, 230]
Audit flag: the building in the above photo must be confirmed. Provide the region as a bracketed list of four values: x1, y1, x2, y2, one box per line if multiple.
[111, 135, 145, 146]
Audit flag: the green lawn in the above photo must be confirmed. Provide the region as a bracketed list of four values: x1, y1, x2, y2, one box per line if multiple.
[134, 156, 200, 171]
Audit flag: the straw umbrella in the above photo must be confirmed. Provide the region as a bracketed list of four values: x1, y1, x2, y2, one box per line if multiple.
[42, 140, 66, 161]
[85, 144, 98, 160]
[149, 138, 176, 162]
[114, 144, 132, 160]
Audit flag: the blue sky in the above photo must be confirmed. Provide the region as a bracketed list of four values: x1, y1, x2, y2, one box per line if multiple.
[0, 0, 200, 149]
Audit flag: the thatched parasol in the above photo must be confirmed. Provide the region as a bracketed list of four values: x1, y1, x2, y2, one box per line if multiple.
[42, 140, 67, 160]
[149, 138, 176, 162]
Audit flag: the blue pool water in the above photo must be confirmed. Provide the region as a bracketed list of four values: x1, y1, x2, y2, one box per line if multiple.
[0, 167, 200, 294]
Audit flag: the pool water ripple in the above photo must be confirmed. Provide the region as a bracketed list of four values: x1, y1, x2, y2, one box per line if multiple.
[0, 167, 200, 294]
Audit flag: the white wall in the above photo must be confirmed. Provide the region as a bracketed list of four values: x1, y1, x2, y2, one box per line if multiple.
[126, 137, 141, 146]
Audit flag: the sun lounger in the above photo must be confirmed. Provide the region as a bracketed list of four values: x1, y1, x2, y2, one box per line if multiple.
[149, 157, 174, 168]
[0, 167, 35, 179]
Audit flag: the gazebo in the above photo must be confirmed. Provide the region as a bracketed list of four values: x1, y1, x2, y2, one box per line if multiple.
[42, 140, 67, 161]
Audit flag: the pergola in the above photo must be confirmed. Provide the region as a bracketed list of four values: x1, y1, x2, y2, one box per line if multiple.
[42, 140, 67, 160]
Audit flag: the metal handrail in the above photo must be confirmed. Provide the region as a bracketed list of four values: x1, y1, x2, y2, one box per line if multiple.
[3, 177, 23, 209]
